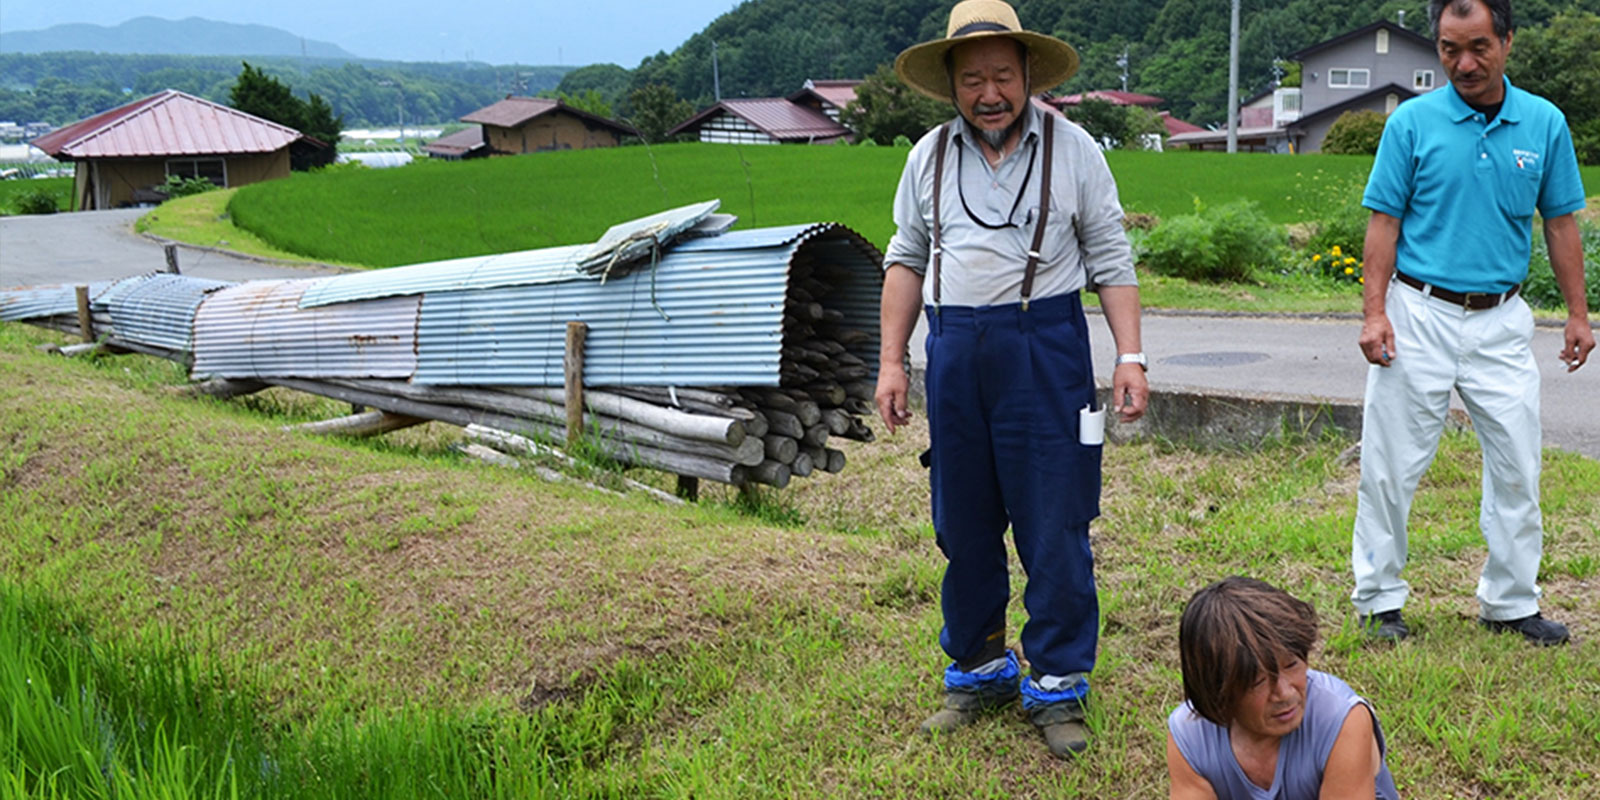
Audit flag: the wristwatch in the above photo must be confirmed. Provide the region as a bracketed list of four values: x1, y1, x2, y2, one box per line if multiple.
[1115, 352, 1148, 371]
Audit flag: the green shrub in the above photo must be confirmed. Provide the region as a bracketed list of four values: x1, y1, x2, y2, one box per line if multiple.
[12, 188, 60, 215]
[1322, 110, 1387, 155]
[1523, 219, 1600, 310]
[1140, 199, 1286, 282]
[1305, 175, 1370, 256]
[162, 174, 218, 199]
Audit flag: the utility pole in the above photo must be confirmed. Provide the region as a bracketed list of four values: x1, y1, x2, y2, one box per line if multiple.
[712, 41, 722, 102]
[1116, 47, 1129, 93]
[1226, 0, 1240, 153]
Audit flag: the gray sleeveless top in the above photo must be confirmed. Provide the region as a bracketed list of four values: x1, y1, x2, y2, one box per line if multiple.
[1167, 670, 1400, 800]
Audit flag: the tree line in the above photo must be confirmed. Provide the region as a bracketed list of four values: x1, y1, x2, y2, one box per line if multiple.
[0, 52, 567, 127]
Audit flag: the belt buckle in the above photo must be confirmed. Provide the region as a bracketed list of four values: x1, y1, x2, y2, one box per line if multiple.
[1462, 291, 1493, 310]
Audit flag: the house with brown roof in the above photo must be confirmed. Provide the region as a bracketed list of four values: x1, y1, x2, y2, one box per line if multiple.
[30, 89, 310, 211]
[456, 96, 638, 155]
[668, 98, 853, 145]
[421, 127, 489, 160]
[787, 79, 862, 123]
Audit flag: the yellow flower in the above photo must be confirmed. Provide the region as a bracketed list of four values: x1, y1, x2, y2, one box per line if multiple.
[1344, 267, 1355, 275]
[1331, 245, 1343, 256]
[1359, 277, 1365, 284]
[1344, 257, 1357, 265]
[1312, 254, 1322, 261]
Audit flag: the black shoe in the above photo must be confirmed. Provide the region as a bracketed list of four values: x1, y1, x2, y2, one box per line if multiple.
[1479, 613, 1570, 646]
[1359, 609, 1409, 642]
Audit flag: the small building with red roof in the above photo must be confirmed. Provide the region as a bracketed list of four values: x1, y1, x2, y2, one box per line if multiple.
[30, 89, 310, 211]
[458, 96, 638, 155]
[668, 98, 853, 145]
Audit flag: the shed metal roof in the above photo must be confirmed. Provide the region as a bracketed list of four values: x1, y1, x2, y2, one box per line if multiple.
[789, 79, 861, 110]
[31, 90, 303, 159]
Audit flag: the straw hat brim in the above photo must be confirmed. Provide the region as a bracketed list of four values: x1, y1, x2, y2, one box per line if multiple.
[895, 30, 1079, 103]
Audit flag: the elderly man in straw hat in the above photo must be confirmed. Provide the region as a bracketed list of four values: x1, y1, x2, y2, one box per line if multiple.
[875, 0, 1148, 758]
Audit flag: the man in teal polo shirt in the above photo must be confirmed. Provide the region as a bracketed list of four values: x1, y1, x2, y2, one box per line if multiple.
[1352, 0, 1593, 646]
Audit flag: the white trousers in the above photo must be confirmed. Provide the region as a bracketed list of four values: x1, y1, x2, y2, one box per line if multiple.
[1351, 280, 1544, 621]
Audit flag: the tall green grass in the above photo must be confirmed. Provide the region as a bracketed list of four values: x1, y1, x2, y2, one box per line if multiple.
[1, 582, 697, 798]
[226, 144, 1396, 268]
[0, 177, 72, 215]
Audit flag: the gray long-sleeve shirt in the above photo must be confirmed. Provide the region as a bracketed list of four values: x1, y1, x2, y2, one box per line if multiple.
[883, 102, 1137, 308]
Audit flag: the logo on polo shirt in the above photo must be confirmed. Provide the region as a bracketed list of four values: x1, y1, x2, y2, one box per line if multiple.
[1512, 148, 1541, 170]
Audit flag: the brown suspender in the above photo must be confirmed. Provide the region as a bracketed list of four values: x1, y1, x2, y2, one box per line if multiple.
[930, 112, 1055, 312]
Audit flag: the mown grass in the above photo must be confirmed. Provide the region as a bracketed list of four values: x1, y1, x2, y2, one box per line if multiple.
[132, 188, 362, 267]
[3, 319, 1598, 798]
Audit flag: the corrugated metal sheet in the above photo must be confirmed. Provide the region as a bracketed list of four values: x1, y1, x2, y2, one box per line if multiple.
[38, 91, 301, 159]
[298, 244, 591, 308]
[192, 279, 420, 379]
[99, 274, 233, 352]
[0, 281, 119, 321]
[414, 224, 881, 387]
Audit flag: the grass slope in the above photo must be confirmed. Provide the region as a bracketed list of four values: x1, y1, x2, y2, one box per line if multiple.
[224, 146, 1389, 268]
[3, 320, 1598, 798]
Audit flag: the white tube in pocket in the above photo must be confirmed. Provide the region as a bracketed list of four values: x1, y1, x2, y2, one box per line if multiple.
[1079, 403, 1105, 446]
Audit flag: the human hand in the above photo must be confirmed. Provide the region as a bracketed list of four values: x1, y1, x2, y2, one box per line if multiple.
[875, 363, 912, 433]
[1359, 314, 1396, 366]
[1559, 317, 1595, 372]
[1112, 363, 1148, 423]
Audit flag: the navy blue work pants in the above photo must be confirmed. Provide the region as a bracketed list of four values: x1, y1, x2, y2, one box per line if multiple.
[924, 292, 1102, 679]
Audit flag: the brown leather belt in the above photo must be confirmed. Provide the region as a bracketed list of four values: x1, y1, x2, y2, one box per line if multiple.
[1395, 271, 1520, 310]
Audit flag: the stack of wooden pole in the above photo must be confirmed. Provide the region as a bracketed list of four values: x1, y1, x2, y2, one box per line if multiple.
[26, 267, 881, 490]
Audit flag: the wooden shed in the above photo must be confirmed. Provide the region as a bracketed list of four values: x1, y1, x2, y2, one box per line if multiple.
[30, 90, 308, 211]
[460, 96, 638, 155]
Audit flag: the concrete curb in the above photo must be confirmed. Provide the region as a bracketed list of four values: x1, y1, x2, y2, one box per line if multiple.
[136, 231, 354, 275]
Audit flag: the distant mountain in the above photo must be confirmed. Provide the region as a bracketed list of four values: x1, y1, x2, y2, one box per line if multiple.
[0, 16, 357, 59]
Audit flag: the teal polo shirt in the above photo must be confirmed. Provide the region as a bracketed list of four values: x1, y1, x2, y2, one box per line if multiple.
[1362, 77, 1587, 293]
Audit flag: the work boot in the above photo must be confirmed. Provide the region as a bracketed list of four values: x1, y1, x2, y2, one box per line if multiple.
[1359, 609, 1409, 642]
[1029, 700, 1089, 758]
[917, 683, 1020, 734]
[918, 651, 1021, 735]
[1479, 613, 1570, 646]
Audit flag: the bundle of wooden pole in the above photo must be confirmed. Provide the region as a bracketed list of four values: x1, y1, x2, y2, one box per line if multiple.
[28, 266, 880, 491]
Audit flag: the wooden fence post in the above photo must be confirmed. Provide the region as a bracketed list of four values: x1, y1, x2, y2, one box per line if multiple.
[74, 285, 93, 342]
[163, 244, 181, 274]
[564, 321, 588, 445]
[676, 475, 700, 501]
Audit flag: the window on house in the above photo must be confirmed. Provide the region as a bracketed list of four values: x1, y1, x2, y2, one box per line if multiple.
[1414, 69, 1435, 89]
[1329, 69, 1370, 88]
[1376, 29, 1390, 53]
[166, 157, 227, 186]
[1385, 93, 1399, 114]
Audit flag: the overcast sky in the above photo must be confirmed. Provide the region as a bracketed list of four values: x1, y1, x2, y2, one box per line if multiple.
[0, 1, 743, 67]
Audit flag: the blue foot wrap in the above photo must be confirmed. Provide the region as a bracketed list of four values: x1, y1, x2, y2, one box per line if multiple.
[1020, 675, 1089, 710]
[943, 651, 1021, 697]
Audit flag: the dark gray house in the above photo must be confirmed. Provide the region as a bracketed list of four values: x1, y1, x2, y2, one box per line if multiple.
[1170, 20, 1438, 153]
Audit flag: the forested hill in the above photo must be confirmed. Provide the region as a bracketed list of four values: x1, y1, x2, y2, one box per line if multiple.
[622, 0, 1595, 126]
[0, 17, 355, 59]
[0, 54, 568, 129]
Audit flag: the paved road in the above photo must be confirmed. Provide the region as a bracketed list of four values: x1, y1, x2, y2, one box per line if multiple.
[4, 210, 1594, 460]
[908, 308, 1600, 461]
[0, 208, 343, 287]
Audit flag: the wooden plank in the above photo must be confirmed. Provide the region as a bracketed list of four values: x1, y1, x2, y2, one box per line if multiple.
[74, 285, 92, 342]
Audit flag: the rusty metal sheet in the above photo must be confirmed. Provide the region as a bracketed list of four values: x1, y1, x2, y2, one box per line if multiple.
[192, 279, 420, 379]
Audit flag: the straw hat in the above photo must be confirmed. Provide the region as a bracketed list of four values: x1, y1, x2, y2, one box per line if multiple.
[894, 0, 1079, 102]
